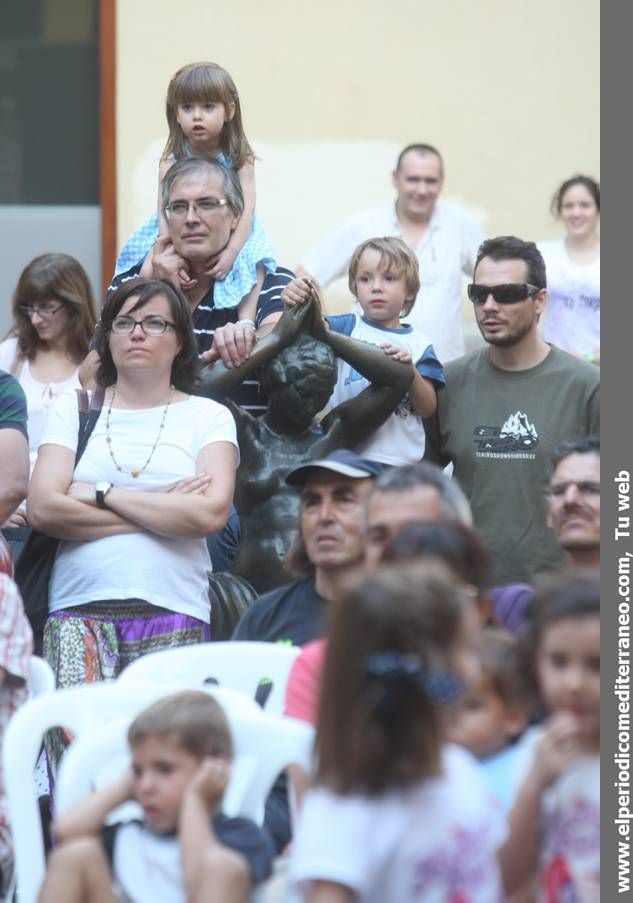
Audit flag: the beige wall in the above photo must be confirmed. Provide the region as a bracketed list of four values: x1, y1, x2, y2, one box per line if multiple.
[116, 0, 599, 290]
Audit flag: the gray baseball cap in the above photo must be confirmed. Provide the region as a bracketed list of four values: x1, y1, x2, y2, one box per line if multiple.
[286, 449, 385, 488]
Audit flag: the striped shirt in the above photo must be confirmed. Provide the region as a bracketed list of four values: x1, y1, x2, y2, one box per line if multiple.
[106, 266, 292, 414]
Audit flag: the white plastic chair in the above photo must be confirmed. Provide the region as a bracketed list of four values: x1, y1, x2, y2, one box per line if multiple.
[56, 707, 314, 825]
[119, 641, 302, 714]
[27, 655, 55, 698]
[3, 680, 262, 903]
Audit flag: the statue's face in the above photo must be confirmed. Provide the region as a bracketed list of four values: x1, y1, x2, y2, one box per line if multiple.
[265, 349, 336, 429]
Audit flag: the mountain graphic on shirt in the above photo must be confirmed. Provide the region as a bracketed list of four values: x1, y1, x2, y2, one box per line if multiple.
[473, 411, 539, 453]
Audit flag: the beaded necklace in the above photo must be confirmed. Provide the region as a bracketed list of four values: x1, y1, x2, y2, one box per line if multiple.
[105, 384, 174, 478]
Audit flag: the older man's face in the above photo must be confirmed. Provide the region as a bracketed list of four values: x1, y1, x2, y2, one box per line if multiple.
[300, 472, 374, 572]
[167, 171, 238, 263]
[547, 452, 601, 554]
[364, 485, 443, 567]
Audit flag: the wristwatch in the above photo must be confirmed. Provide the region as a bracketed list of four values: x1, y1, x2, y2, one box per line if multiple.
[95, 482, 113, 509]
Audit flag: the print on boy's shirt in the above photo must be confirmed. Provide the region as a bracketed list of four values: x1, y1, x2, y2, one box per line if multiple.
[342, 364, 419, 421]
[473, 411, 539, 459]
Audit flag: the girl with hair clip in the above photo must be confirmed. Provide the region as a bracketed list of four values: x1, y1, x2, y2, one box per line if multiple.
[115, 61, 276, 322]
[289, 562, 506, 903]
[499, 572, 600, 901]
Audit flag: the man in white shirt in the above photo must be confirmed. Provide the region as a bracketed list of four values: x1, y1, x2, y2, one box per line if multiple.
[298, 144, 485, 361]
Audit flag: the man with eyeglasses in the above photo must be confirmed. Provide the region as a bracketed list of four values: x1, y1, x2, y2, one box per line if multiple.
[108, 157, 292, 415]
[547, 436, 600, 570]
[425, 235, 600, 584]
[297, 143, 485, 362]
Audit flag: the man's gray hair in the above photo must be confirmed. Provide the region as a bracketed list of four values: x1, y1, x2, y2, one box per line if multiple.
[161, 156, 244, 218]
[371, 462, 473, 526]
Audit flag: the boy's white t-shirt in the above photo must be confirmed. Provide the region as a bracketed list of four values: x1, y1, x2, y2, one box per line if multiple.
[537, 239, 600, 356]
[42, 391, 238, 622]
[290, 744, 506, 903]
[326, 313, 445, 466]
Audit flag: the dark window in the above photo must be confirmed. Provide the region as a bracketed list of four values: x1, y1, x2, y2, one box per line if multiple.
[0, 1, 99, 204]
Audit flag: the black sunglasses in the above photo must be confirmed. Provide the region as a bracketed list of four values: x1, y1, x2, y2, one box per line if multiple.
[467, 283, 542, 305]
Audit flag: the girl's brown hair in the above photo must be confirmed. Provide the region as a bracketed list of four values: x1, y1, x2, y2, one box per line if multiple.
[520, 570, 600, 699]
[315, 562, 468, 796]
[163, 62, 254, 170]
[10, 253, 97, 363]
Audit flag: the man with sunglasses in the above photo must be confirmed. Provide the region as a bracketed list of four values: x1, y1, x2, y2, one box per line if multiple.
[425, 235, 599, 584]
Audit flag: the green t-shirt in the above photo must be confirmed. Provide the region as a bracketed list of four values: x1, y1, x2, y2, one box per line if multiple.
[425, 347, 600, 583]
[0, 370, 28, 439]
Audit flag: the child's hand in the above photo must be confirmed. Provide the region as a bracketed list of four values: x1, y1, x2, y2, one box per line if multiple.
[177, 266, 198, 292]
[187, 757, 230, 809]
[532, 712, 584, 789]
[116, 767, 135, 802]
[380, 343, 413, 366]
[206, 247, 238, 281]
[148, 236, 197, 291]
[281, 277, 313, 308]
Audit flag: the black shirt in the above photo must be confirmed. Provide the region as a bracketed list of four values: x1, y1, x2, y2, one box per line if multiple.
[102, 812, 275, 887]
[232, 577, 326, 646]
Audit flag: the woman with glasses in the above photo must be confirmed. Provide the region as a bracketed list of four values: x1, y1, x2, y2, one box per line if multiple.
[0, 254, 97, 524]
[27, 278, 237, 713]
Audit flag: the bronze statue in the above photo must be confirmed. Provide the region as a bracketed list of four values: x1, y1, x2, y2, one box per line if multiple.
[198, 292, 413, 593]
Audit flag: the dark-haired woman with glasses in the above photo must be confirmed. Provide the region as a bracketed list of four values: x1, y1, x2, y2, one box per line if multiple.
[0, 254, 97, 527]
[27, 278, 237, 715]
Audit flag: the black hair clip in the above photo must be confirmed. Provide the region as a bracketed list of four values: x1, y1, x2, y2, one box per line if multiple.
[365, 652, 463, 706]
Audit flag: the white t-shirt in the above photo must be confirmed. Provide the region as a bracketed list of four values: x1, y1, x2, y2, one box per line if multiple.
[0, 336, 80, 471]
[42, 391, 238, 622]
[290, 744, 506, 902]
[327, 313, 445, 465]
[537, 239, 600, 356]
[512, 727, 600, 901]
[301, 200, 485, 363]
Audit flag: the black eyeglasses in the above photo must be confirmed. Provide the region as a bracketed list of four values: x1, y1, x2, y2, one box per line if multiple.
[467, 283, 542, 305]
[19, 303, 64, 319]
[111, 315, 176, 336]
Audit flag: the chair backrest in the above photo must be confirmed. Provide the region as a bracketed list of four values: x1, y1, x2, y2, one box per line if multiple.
[56, 707, 314, 827]
[27, 656, 55, 698]
[3, 680, 261, 903]
[118, 641, 302, 714]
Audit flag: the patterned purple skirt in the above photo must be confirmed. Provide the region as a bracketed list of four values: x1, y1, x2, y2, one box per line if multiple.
[43, 599, 211, 770]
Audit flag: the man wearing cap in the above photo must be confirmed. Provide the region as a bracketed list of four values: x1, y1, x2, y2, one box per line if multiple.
[231, 450, 382, 646]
